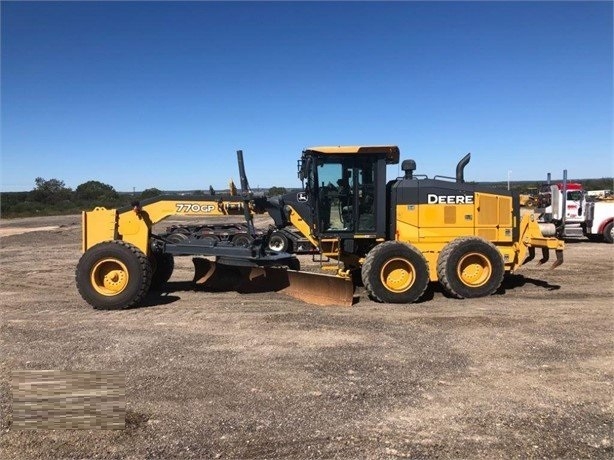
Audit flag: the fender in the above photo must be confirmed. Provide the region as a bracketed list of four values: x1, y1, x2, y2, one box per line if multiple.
[598, 217, 614, 234]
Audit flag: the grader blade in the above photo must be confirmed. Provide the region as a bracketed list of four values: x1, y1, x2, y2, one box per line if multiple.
[193, 258, 244, 291]
[274, 269, 354, 307]
[193, 258, 354, 306]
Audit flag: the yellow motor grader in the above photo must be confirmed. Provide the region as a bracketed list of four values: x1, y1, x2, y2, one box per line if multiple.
[76, 147, 564, 309]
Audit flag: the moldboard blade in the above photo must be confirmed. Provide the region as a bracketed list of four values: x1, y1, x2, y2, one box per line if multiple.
[192, 258, 354, 307]
[260, 268, 355, 307]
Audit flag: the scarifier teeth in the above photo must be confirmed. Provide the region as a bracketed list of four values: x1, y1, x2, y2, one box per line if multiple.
[537, 247, 550, 266]
[523, 247, 536, 265]
[551, 250, 564, 269]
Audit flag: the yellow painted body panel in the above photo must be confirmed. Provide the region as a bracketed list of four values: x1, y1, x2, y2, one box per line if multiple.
[395, 192, 514, 242]
[286, 205, 319, 248]
[82, 208, 118, 252]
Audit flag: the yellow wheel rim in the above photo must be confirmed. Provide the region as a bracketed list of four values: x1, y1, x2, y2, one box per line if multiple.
[457, 252, 492, 287]
[380, 258, 415, 293]
[90, 258, 130, 296]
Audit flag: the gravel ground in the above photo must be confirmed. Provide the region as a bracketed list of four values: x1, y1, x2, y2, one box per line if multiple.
[0, 214, 612, 459]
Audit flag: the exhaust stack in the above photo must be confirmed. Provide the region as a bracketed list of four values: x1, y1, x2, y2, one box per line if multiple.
[456, 153, 471, 183]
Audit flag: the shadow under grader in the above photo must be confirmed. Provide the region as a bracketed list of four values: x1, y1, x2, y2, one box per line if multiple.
[496, 274, 561, 294]
[140, 272, 358, 309]
[423, 274, 561, 301]
[134, 284, 189, 309]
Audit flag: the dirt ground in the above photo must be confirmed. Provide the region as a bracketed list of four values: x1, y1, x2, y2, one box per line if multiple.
[0, 214, 612, 459]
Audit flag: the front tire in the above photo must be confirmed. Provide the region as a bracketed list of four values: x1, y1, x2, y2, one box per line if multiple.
[76, 240, 152, 310]
[437, 237, 504, 299]
[361, 241, 429, 304]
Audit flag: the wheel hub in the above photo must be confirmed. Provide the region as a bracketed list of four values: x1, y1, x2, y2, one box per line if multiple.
[457, 253, 491, 287]
[91, 258, 130, 296]
[381, 258, 415, 293]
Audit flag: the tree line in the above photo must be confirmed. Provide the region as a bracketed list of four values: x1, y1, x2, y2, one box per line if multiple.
[0, 178, 290, 218]
[0, 178, 164, 218]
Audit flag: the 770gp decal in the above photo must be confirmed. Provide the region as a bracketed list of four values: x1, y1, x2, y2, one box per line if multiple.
[175, 203, 217, 213]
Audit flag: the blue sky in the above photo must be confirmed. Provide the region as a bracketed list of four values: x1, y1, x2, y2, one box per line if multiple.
[1, 1, 612, 192]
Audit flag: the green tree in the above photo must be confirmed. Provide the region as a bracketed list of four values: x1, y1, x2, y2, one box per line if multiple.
[268, 186, 287, 196]
[140, 188, 162, 199]
[29, 177, 72, 204]
[75, 180, 119, 201]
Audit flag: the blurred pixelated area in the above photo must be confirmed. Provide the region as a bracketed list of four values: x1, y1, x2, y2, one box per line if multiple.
[11, 370, 125, 430]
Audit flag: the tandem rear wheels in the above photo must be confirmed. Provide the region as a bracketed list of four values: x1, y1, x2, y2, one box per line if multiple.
[361, 237, 505, 304]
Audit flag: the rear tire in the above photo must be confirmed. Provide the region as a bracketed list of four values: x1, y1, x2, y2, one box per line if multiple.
[603, 222, 614, 244]
[149, 252, 174, 290]
[361, 241, 429, 304]
[437, 237, 504, 299]
[76, 240, 152, 310]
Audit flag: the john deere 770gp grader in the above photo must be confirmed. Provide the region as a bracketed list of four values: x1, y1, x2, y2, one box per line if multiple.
[76, 146, 564, 309]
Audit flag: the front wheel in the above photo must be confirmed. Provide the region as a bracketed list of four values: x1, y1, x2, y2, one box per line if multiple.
[76, 240, 152, 310]
[361, 241, 429, 303]
[437, 237, 504, 299]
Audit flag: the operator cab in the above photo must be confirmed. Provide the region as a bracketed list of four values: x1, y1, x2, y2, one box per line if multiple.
[298, 146, 399, 239]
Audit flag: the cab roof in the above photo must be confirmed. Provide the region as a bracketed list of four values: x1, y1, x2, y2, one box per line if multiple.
[303, 145, 400, 164]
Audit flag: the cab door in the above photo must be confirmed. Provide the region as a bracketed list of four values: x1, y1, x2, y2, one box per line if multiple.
[314, 156, 379, 236]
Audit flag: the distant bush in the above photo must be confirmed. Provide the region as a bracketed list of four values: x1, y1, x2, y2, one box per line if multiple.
[29, 177, 72, 204]
[76, 180, 119, 201]
[268, 186, 288, 196]
[140, 188, 162, 199]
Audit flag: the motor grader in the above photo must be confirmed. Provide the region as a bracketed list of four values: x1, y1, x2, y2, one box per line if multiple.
[76, 146, 564, 309]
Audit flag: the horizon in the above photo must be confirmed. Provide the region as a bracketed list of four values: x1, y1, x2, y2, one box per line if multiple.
[3, 174, 612, 196]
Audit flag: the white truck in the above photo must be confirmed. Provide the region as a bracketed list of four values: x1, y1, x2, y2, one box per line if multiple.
[539, 181, 614, 243]
[584, 200, 614, 243]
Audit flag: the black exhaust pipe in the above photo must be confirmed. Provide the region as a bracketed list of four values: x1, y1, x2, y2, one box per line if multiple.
[236, 150, 256, 238]
[456, 153, 471, 183]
